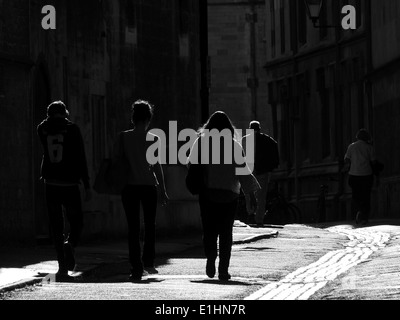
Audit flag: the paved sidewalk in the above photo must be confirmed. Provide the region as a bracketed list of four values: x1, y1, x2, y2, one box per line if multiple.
[310, 223, 400, 300]
[0, 221, 279, 294]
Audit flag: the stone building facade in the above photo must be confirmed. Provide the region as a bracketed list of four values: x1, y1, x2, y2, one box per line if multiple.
[0, 0, 203, 244]
[208, 0, 269, 132]
[262, 0, 370, 222]
[262, 0, 400, 223]
[369, 0, 400, 219]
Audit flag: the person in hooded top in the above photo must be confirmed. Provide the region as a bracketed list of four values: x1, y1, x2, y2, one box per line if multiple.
[37, 101, 92, 280]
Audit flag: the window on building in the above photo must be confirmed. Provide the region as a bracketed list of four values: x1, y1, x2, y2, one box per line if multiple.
[178, 0, 189, 35]
[328, 63, 340, 158]
[332, 0, 341, 34]
[287, 78, 295, 159]
[91, 95, 107, 170]
[178, 0, 190, 58]
[298, 0, 307, 45]
[289, 0, 297, 52]
[268, 82, 279, 140]
[270, 0, 276, 58]
[297, 73, 309, 161]
[340, 60, 353, 145]
[319, 0, 328, 40]
[269, 0, 276, 58]
[280, 0, 286, 54]
[126, 1, 136, 27]
[317, 67, 331, 159]
[355, 0, 362, 29]
[279, 81, 290, 165]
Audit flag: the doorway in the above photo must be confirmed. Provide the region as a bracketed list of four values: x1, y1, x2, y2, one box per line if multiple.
[33, 63, 51, 242]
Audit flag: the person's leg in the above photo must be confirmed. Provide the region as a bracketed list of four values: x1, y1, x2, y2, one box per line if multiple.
[141, 186, 158, 269]
[63, 186, 83, 247]
[217, 200, 238, 280]
[359, 175, 374, 223]
[349, 175, 362, 222]
[121, 185, 143, 279]
[62, 186, 84, 271]
[45, 185, 67, 273]
[199, 195, 219, 278]
[254, 173, 269, 225]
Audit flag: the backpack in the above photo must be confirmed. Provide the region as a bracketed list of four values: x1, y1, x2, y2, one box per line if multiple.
[257, 134, 279, 173]
[265, 136, 279, 171]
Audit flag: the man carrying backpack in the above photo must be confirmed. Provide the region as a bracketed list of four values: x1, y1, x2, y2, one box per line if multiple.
[242, 121, 279, 226]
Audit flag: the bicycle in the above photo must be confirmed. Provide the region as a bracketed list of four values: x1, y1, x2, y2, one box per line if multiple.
[263, 185, 302, 225]
[235, 183, 302, 226]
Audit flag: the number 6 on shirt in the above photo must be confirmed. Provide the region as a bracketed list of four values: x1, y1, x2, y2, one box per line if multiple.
[47, 134, 64, 163]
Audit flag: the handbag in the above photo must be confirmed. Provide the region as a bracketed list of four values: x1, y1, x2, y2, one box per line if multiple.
[185, 163, 205, 195]
[186, 139, 206, 195]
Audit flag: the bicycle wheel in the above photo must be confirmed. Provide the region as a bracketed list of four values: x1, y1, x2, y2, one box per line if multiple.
[287, 203, 302, 223]
[264, 204, 284, 225]
[281, 203, 297, 224]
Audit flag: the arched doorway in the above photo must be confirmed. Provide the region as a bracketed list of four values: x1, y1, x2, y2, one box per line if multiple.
[33, 61, 51, 242]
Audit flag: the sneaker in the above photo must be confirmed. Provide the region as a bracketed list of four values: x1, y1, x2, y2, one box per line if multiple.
[64, 242, 76, 271]
[55, 269, 74, 282]
[144, 266, 159, 275]
[218, 272, 231, 281]
[129, 270, 149, 281]
[206, 259, 216, 278]
[129, 273, 142, 281]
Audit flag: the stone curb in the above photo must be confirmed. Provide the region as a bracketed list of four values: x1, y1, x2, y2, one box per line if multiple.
[233, 231, 279, 245]
[0, 278, 43, 294]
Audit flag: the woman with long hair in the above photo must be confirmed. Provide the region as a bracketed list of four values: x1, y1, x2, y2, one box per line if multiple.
[115, 100, 169, 281]
[188, 111, 259, 281]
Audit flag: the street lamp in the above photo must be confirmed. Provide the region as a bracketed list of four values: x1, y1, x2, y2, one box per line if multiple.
[303, 0, 323, 27]
[303, 0, 339, 29]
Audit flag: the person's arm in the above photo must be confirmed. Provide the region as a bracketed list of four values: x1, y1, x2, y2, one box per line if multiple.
[235, 142, 260, 214]
[342, 146, 352, 173]
[153, 136, 169, 205]
[342, 158, 351, 173]
[154, 162, 169, 205]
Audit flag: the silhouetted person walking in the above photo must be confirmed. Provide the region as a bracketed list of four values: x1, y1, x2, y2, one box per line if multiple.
[116, 100, 169, 281]
[344, 129, 377, 225]
[242, 121, 279, 226]
[188, 111, 259, 281]
[37, 101, 92, 280]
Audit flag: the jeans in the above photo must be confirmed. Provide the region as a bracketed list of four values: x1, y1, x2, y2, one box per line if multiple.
[348, 175, 374, 221]
[121, 185, 158, 276]
[199, 194, 238, 274]
[45, 184, 83, 269]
